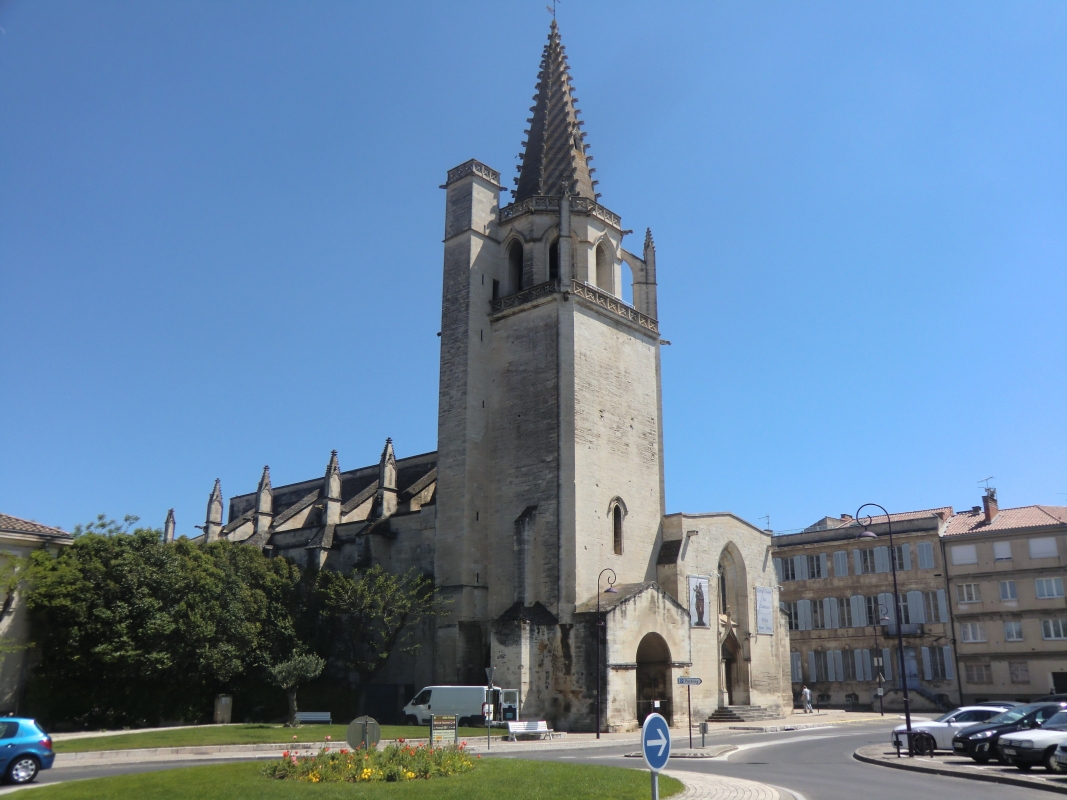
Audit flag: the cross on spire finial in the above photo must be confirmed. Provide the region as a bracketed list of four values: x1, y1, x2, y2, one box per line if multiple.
[546, 0, 559, 21]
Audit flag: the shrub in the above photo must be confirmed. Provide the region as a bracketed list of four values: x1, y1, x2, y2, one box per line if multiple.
[263, 742, 477, 783]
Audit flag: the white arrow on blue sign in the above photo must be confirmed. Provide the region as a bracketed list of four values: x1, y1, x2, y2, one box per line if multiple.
[641, 712, 671, 772]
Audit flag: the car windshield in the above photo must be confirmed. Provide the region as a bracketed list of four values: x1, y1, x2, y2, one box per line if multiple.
[1042, 711, 1067, 730]
[933, 710, 959, 723]
[987, 704, 1044, 724]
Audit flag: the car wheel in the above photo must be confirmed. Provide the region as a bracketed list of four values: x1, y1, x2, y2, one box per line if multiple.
[6, 756, 39, 785]
[913, 733, 936, 756]
[1043, 749, 1063, 773]
[404, 715, 418, 726]
[1016, 762, 1032, 772]
[458, 717, 470, 728]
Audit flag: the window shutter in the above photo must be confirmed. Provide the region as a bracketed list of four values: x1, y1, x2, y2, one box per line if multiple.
[901, 543, 912, 570]
[851, 595, 866, 627]
[942, 646, 955, 681]
[808, 651, 817, 683]
[921, 647, 932, 680]
[936, 589, 948, 623]
[819, 553, 828, 578]
[908, 591, 925, 624]
[773, 558, 783, 583]
[791, 652, 802, 682]
[833, 551, 848, 577]
[853, 549, 863, 574]
[827, 597, 840, 628]
[917, 541, 935, 569]
[882, 647, 892, 682]
[826, 651, 836, 682]
[861, 649, 873, 681]
[795, 555, 809, 581]
[875, 546, 890, 573]
[833, 650, 844, 682]
[798, 599, 812, 630]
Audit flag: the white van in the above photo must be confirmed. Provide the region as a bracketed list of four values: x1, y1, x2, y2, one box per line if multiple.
[403, 686, 488, 726]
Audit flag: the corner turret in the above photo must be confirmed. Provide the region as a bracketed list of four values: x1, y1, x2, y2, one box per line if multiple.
[163, 508, 175, 543]
[204, 479, 223, 543]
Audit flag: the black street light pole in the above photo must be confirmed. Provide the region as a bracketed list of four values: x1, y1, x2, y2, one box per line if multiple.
[596, 568, 618, 740]
[871, 602, 890, 717]
[856, 503, 914, 755]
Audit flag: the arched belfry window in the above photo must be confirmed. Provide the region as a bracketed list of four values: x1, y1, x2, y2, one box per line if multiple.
[595, 243, 612, 294]
[508, 241, 524, 294]
[549, 238, 560, 283]
[609, 498, 626, 555]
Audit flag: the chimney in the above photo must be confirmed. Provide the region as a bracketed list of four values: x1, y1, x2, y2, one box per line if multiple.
[841, 514, 853, 521]
[982, 488, 998, 524]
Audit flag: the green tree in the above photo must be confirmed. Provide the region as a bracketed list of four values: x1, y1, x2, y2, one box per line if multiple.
[0, 555, 30, 662]
[25, 524, 303, 727]
[270, 653, 325, 727]
[312, 566, 441, 714]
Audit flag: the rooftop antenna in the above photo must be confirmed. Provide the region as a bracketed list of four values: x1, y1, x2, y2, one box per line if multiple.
[979, 476, 995, 490]
[759, 515, 770, 530]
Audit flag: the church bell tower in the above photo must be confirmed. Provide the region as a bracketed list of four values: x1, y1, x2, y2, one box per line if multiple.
[435, 21, 666, 720]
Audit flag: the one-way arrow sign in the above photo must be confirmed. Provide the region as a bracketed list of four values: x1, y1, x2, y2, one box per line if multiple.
[641, 712, 671, 772]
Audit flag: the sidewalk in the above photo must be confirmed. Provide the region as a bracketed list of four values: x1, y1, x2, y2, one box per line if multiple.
[663, 769, 785, 800]
[854, 743, 1067, 794]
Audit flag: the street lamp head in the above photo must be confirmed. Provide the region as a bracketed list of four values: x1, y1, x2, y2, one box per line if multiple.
[857, 527, 878, 540]
[604, 585, 618, 594]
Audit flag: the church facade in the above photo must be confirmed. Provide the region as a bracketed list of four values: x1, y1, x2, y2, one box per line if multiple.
[193, 21, 790, 731]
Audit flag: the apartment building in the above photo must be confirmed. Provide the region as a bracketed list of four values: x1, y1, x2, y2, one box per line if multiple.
[944, 489, 1067, 703]
[774, 508, 960, 711]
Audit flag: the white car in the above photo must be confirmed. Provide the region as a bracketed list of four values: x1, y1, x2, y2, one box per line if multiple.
[892, 706, 1011, 751]
[1000, 710, 1067, 772]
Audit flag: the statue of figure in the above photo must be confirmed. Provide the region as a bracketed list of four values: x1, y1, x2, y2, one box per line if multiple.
[694, 580, 706, 627]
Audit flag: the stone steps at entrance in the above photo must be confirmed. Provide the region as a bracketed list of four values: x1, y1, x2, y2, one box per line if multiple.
[707, 705, 783, 723]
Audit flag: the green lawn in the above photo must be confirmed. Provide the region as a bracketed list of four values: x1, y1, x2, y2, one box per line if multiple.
[54, 725, 505, 754]
[28, 759, 684, 799]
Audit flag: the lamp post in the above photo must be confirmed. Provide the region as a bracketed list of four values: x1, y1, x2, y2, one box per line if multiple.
[596, 568, 618, 739]
[856, 503, 914, 754]
[871, 603, 890, 717]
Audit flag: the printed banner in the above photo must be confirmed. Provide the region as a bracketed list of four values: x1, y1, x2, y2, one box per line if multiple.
[688, 575, 711, 627]
[755, 586, 774, 635]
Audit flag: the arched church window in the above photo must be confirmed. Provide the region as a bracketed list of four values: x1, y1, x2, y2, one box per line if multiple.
[612, 503, 623, 555]
[549, 238, 559, 283]
[508, 241, 524, 294]
[719, 567, 727, 614]
[595, 243, 612, 294]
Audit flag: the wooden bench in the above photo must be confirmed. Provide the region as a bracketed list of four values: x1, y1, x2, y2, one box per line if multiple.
[506, 720, 559, 741]
[295, 711, 332, 725]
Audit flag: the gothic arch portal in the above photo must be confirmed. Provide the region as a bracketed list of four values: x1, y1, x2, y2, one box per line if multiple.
[717, 542, 751, 707]
[636, 632, 672, 725]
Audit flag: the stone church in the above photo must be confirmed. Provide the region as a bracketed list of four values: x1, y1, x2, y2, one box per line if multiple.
[190, 21, 790, 731]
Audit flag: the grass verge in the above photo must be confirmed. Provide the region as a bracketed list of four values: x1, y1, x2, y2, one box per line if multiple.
[27, 759, 685, 798]
[54, 724, 501, 754]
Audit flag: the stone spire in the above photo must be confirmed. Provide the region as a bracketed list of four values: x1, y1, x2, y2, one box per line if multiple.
[163, 508, 175, 544]
[254, 465, 273, 538]
[205, 479, 223, 543]
[513, 20, 598, 202]
[377, 438, 398, 518]
[323, 450, 341, 525]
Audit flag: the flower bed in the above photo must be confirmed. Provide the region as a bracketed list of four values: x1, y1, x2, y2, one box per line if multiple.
[263, 739, 478, 783]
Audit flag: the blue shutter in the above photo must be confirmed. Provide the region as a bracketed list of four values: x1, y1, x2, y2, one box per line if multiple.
[917, 542, 935, 569]
[901, 543, 912, 570]
[874, 546, 890, 573]
[943, 646, 955, 681]
[773, 558, 783, 583]
[921, 647, 932, 680]
[908, 590, 925, 624]
[826, 651, 836, 682]
[936, 589, 948, 623]
[861, 649, 873, 681]
[819, 553, 828, 579]
[828, 597, 840, 629]
[853, 549, 863, 575]
[798, 599, 812, 630]
[795, 555, 808, 581]
[833, 651, 844, 682]
[851, 595, 866, 627]
[833, 551, 848, 577]
[808, 652, 817, 682]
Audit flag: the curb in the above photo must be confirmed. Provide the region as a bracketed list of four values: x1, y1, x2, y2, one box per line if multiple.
[853, 748, 1067, 795]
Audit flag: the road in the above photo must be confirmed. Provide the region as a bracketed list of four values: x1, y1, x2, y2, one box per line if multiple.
[491, 720, 1041, 800]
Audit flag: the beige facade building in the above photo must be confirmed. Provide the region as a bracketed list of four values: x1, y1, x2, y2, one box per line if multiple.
[944, 489, 1067, 703]
[189, 21, 790, 731]
[774, 509, 960, 712]
[0, 513, 72, 713]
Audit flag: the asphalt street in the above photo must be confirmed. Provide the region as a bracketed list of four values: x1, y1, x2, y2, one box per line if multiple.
[489, 720, 1042, 800]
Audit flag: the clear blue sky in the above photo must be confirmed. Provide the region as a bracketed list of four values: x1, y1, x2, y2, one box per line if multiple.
[2, 1, 1064, 536]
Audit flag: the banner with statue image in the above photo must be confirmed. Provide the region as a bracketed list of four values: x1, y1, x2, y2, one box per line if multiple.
[688, 575, 711, 628]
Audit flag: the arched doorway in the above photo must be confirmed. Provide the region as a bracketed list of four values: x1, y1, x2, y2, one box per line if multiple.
[636, 633, 672, 725]
[721, 634, 742, 706]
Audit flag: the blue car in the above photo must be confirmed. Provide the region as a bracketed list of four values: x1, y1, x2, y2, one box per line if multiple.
[0, 718, 54, 784]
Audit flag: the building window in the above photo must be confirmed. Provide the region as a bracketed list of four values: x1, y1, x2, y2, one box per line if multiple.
[837, 597, 853, 627]
[842, 650, 857, 681]
[1036, 577, 1065, 599]
[957, 583, 981, 603]
[951, 544, 978, 566]
[548, 238, 560, 282]
[930, 647, 948, 679]
[807, 554, 823, 579]
[1004, 621, 1023, 642]
[897, 593, 910, 625]
[993, 541, 1012, 561]
[1010, 662, 1030, 684]
[595, 243, 612, 293]
[865, 595, 880, 626]
[813, 651, 828, 682]
[782, 601, 799, 631]
[1042, 619, 1067, 640]
[892, 545, 907, 571]
[917, 541, 936, 569]
[611, 503, 623, 555]
[811, 600, 826, 629]
[1030, 537, 1058, 559]
[1000, 580, 1017, 601]
[860, 549, 876, 574]
[781, 558, 796, 582]
[923, 591, 942, 623]
[960, 622, 986, 643]
[508, 241, 524, 293]
[964, 663, 993, 684]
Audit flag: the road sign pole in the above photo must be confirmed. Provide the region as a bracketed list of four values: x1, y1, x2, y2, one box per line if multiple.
[687, 685, 692, 749]
[651, 770, 659, 800]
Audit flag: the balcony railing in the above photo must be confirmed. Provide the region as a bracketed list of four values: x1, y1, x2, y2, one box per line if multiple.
[490, 279, 559, 314]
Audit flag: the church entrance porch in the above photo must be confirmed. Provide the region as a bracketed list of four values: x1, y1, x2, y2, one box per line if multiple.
[720, 631, 748, 708]
[636, 632, 672, 725]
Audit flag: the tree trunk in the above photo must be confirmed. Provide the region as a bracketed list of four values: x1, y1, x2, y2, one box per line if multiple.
[286, 687, 298, 727]
[355, 682, 367, 717]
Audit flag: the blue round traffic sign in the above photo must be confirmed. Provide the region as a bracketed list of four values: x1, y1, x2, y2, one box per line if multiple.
[641, 713, 671, 771]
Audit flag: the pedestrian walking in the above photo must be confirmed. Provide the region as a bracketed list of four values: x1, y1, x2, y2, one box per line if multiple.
[801, 685, 812, 714]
